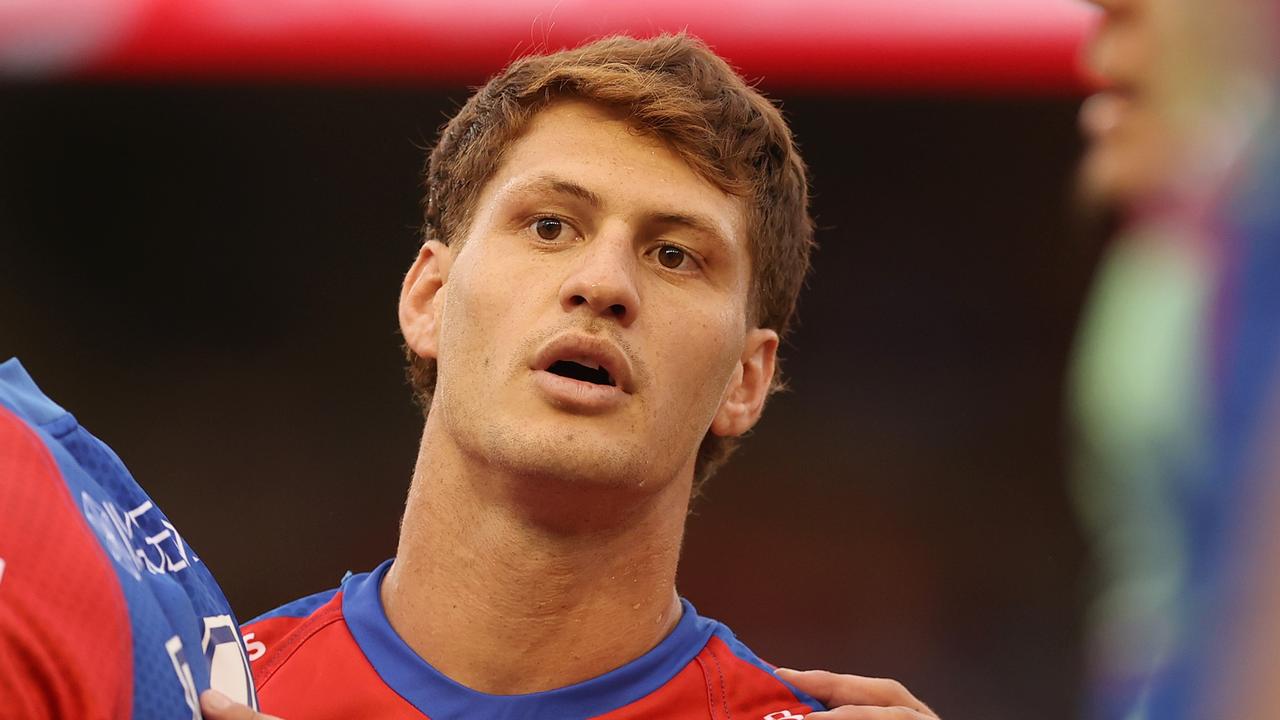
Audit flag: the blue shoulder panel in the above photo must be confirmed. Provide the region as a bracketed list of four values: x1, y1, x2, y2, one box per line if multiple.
[0, 358, 70, 427]
[247, 586, 341, 625]
[709, 624, 828, 713]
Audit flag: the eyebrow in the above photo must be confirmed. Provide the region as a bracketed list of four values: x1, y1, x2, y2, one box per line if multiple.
[509, 173, 735, 250]
[510, 175, 603, 208]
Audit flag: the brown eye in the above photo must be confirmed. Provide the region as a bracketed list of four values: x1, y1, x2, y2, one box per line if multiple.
[657, 245, 686, 269]
[534, 217, 562, 240]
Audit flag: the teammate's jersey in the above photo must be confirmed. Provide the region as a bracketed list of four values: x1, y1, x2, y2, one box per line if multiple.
[245, 560, 825, 720]
[0, 358, 257, 719]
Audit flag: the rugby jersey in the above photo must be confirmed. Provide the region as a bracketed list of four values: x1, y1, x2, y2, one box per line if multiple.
[246, 560, 824, 720]
[0, 358, 257, 719]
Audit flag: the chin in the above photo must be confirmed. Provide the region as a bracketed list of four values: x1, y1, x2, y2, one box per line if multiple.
[1078, 142, 1156, 213]
[478, 428, 695, 530]
[1079, 111, 1184, 212]
[477, 421, 661, 489]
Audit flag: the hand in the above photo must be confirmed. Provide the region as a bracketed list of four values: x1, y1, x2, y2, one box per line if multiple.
[775, 668, 939, 719]
[199, 689, 285, 720]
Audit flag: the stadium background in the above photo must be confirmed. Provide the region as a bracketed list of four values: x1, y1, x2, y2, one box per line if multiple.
[0, 1, 1101, 717]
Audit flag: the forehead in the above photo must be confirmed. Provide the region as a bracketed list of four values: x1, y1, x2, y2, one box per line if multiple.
[477, 100, 748, 246]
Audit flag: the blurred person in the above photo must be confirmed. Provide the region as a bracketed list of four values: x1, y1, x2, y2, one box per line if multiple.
[1071, 0, 1278, 717]
[1194, 118, 1280, 719]
[239, 34, 939, 720]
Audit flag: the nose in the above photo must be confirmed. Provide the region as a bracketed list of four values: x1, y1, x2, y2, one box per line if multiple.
[1081, 1, 1142, 87]
[559, 229, 640, 326]
[1083, 18, 1119, 85]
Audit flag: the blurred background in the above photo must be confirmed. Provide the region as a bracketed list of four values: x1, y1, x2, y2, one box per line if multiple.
[0, 1, 1103, 717]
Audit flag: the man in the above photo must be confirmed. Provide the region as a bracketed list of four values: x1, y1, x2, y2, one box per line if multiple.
[1071, 0, 1277, 717]
[240, 34, 936, 720]
[1, 31, 935, 720]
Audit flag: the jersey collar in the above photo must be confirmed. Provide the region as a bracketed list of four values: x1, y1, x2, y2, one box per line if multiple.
[342, 559, 715, 720]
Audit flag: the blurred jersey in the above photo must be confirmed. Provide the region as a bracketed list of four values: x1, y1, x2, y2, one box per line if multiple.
[244, 561, 824, 720]
[1148, 103, 1280, 719]
[1072, 101, 1280, 720]
[0, 358, 257, 719]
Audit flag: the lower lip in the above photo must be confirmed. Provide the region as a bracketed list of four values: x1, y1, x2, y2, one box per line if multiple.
[532, 369, 628, 413]
[1080, 90, 1133, 139]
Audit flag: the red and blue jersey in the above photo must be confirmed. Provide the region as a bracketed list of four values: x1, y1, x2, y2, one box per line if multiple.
[245, 560, 825, 720]
[0, 358, 257, 719]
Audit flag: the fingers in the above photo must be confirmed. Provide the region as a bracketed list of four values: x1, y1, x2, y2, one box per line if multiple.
[805, 706, 933, 719]
[775, 669, 937, 718]
[199, 689, 285, 720]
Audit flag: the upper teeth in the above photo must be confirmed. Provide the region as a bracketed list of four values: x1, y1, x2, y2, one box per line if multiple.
[573, 358, 602, 370]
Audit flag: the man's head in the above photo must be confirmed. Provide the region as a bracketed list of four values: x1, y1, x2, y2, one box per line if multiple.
[399, 34, 812, 495]
[1079, 0, 1274, 207]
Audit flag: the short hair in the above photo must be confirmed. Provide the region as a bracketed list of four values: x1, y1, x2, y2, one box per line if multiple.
[406, 33, 813, 492]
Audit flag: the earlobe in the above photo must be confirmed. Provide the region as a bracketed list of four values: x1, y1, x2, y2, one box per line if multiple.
[399, 240, 453, 361]
[710, 328, 779, 437]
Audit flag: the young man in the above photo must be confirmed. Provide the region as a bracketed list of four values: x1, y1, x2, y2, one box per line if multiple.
[242, 34, 936, 720]
[1072, 0, 1278, 717]
[1, 32, 933, 720]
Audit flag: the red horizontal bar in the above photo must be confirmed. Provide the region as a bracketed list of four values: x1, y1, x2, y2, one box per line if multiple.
[0, 0, 1098, 94]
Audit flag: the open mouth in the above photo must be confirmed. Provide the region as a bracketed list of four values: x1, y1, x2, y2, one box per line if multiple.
[1080, 83, 1139, 140]
[547, 360, 616, 387]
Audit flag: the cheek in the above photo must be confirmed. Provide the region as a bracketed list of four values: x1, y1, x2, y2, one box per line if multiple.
[438, 250, 526, 377]
[652, 307, 743, 419]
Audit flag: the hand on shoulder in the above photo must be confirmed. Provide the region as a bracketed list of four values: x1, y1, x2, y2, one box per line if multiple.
[776, 668, 939, 719]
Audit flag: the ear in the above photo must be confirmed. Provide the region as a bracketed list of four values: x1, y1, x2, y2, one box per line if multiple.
[710, 328, 779, 437]
[399, 240, 453, 361]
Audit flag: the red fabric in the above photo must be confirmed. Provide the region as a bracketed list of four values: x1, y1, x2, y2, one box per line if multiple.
[0, 407, 132, 720]
[250, 593, 426, 719]
[247, 593, 813, 719]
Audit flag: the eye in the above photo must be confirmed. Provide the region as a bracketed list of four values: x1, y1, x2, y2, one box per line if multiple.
[533, 217, 563, 241]
[657, 245, 689, 270]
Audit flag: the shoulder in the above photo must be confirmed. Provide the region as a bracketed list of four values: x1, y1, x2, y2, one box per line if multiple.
[692, 617, 827, 719]
[0, 367, 130, 617]
[242, 582, 375, 696]
[0, 359, 258, 715]
[243, 578, 422, 718]
[0, 386, 122, 599]
[0, 368, 133, 718]
[242, 586, 344, 682]
[0, 365, 75, 497]
[612, 603, 824, 719]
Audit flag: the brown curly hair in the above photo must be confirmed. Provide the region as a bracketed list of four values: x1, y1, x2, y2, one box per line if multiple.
[406, 33, 813, 492]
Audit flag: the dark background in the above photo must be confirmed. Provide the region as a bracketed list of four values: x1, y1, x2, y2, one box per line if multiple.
[0, 83, 1099, 717]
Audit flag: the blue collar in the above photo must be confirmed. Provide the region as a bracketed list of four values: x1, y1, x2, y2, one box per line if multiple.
[342, 559, 714, 720]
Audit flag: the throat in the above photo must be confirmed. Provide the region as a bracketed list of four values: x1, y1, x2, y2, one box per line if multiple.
[383, 484, 688, 694]
[381, 551, 684, 694]
[387, 424, 693, 694]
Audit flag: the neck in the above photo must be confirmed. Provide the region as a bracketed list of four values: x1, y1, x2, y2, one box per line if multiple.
[381, 421, 691, 695]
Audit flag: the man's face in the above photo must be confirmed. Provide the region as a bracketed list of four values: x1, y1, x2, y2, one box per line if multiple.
[1078, 0, 1180, 205]
[1078, 0, 1263, 207]
[405, 99, 776, 492]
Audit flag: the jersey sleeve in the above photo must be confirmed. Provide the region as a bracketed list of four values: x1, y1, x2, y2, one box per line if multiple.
[0, 405, 133, 720]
